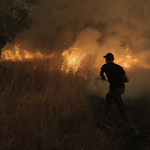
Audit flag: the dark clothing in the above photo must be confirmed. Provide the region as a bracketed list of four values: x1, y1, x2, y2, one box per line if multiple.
[101, 62, 128, 121]
[101, 62, 125, 91]
[104, 87, 128, 121]
[101, 61, 138, 134]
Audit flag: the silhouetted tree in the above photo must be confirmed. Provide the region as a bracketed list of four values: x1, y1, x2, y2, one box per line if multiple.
[0, 0, 43, 57]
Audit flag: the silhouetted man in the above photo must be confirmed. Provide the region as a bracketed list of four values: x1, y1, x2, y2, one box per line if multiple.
[100, 53, 129, 121]
[100, 53, 139, 135]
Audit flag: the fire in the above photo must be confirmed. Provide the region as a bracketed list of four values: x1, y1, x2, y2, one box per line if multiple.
[61, 47, 86, 73]
[2, 44, 150, 74]
[61, 45, 150, 75]
[114, 46, 150, 70]
[61, 44, 150, 74]
[115, 54, 140, 70]
[2, 44, 55, 61]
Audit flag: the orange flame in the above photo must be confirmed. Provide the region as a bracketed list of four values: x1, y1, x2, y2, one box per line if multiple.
[61, 47, 86, 73]
[2, 44, 150, 74]
[114, 46, 150, 70]
[61, 44, 150, 73]
[2, 44, 55, 61]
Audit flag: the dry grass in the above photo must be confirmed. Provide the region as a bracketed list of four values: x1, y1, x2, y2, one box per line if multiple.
[0, 59, 150, 150]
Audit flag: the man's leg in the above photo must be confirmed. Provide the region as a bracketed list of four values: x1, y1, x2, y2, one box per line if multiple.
[103, 92, 112, 117]
[112, 87, 130, 123]
[111, 87, 139, 135]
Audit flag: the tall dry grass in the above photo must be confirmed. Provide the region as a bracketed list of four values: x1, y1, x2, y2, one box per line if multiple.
[0, 59, 132, 150]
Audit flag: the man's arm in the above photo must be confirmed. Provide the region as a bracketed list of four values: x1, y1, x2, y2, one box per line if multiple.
[123, 73, 129, 82]
[100, 69, 105, 80]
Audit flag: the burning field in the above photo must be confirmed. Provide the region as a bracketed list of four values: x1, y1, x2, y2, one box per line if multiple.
[0, 36, 150, 149]
[1, 0, 150, 149]
[2, 26, 150, 100]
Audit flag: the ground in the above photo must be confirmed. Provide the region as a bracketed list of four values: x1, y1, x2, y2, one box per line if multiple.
[88, 96, 150, 150]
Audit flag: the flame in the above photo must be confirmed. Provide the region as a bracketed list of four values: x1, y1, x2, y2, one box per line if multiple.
[2, 44, 55, 61]
[61, 44, 150, 74]
[115, 54, 140, 69]
[2, 44, 150, 75]
[114, 46, 150, 70]
[61, 47, 86, 73]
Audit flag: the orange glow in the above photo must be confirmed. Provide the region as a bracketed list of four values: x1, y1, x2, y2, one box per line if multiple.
[61, 44, 150, 74]
[2, 45, 55, 61]
[114, 48, 150, 70]
[61, 47, 86, 73]
[2, 44, 150, 74]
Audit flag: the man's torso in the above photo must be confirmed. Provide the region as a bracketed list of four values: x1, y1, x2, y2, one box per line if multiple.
[101, 62, 125, 90]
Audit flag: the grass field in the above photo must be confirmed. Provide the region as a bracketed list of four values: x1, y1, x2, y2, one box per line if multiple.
[0, 59, 150, 150]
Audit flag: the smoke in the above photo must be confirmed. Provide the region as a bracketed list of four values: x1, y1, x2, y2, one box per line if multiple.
[8, 0, 149, 52]
[72, 27, 150, 100]
[4, 0, 150, 99]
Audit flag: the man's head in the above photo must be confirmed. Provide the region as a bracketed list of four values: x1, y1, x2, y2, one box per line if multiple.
[103, 53, 114, 63]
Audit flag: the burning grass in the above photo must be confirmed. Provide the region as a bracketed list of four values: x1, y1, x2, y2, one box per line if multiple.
[0, 59, 150, 150]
